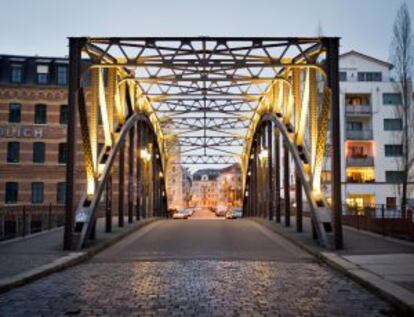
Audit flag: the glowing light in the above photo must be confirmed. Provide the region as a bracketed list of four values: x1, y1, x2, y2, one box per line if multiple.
[140, 148, 151, 161]
[159, 171, 164, 178]
[259, 148, 269, 160]
[245, 191, 249, 197]
[87, 179, 95, 196]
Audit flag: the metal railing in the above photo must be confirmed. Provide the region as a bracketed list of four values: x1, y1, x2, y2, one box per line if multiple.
[346, 156, 374, 166]
[346, 129, 373, 140]
[342, 203, 414, 240]
[345, 104, 372, 115]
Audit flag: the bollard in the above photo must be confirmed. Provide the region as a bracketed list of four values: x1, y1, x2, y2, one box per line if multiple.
[48, 203, 52, 230]
[22, 205, 26, 237]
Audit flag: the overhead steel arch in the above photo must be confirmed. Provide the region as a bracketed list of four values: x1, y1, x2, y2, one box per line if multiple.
[243, 113, 331, 248]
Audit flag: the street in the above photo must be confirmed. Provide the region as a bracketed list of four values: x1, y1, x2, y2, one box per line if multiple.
[0, 219, 395, 316]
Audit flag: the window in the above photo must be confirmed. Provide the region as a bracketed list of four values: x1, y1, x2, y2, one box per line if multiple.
[56, 182, 66, 204]
[57, 65, 68, 85]
[386, 171, 404, 183]
[34, 104, 47, 124]
[384, 118, 402, 131]
[383, 93, 402, 105]
[31, 182, 44, 204]
[386, 197, 397, 209]
[357, 72, 382, 82]
[10, 64, 23, 83]
[59, 105, 68, 124]
[58, 143, 67, 164]
[5, 182, 18, 204]
[36, 64, 49, 84]
[7, 142, 19, 163]
[8, 103, 21, 123]
[33, 142, 45, 163]
[346, 121, 363, 131]
[339, 72, 347, 81]
[385, 144, 403, 157]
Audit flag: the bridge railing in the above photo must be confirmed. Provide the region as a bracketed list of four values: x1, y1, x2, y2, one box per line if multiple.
[0, 203, 106, 241]
[341, 203, 414, 240]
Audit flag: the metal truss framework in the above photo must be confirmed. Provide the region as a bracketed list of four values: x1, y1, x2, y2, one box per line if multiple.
[64, 37, 342, 250]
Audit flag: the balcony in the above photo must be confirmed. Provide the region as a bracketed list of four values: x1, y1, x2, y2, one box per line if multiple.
[346, 156, 374, 167]
[346, 130, 373, 140]
[345, 104, 372, 116]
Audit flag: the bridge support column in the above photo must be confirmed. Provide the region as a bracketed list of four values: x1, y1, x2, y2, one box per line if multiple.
[118, 141, 125, 227]
[252, 140, 258, 217]
[142, 126, 148, 219]
[136, 121, 141, 221]
[64, 37, 83, 250]
[295, 172, 303, 232]
[284, 140, 290, 227]
[105, 174, 112, 232]
[275, 129, 281, 223]
[325, 37, 343, 249]
[268, 123, 274, 221]
[128, 125, 135, 224]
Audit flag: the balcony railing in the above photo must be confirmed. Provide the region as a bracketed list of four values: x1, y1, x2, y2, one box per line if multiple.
[345, 104, 372, 115]
[346, 177, 375, 183]
[346, 156, 374, 166]
[346, 130, 373, 140]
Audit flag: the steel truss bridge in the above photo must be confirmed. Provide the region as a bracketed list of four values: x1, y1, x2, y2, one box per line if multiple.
[63, 37, 342, 250]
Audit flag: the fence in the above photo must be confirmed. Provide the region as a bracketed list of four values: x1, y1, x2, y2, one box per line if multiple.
[0, 204, 66, 241]
[342, 204, 414, 240]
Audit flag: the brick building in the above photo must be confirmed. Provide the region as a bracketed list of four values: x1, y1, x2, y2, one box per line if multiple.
[0, 54, 74, 207]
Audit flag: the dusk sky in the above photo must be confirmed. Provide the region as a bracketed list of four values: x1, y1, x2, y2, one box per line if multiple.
[0, 0, 413, 62]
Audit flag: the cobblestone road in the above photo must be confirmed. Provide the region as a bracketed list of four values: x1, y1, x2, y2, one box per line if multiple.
[0, 220, 398, 316]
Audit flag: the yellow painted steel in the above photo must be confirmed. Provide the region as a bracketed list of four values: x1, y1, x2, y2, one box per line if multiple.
[309, 68, 318, 172]
[312, 86, 331, 197]
[97, 68, 112, 147]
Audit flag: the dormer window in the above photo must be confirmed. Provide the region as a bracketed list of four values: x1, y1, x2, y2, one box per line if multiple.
[10, 64, 23, 83]
[57, 65, 68, 85]
[36, 64, 49, 84]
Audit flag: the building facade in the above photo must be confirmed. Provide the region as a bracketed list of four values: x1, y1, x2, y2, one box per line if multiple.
[326, 50, 413, 208]
[217, 164, 242, 207]
[0, 55, 73, 207]
[191, 169, 220, 208]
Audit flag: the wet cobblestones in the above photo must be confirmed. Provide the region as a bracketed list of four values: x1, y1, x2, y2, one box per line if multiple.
[0, 260, 396, 316]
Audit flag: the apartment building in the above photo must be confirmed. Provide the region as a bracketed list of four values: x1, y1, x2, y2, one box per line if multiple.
[336, 50, 412, 208]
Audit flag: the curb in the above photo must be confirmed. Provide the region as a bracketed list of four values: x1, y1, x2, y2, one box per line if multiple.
[0, 218, 159, 295]
[250, 218, 414, 317]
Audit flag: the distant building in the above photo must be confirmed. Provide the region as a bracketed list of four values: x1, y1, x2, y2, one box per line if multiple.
[191, 169, 220, 208]
[217, 164, 242, 207]
[166, 164, 192, 209]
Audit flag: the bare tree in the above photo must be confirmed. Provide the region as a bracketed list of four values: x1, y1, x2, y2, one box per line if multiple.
[390, 2, 414, 214]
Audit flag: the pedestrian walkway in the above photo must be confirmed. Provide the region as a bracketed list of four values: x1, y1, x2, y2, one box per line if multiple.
[0, 216, 156, 293]
[254, 216, 414, 314]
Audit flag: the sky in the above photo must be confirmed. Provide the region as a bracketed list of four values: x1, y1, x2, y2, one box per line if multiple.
[0, 0, 413, 62]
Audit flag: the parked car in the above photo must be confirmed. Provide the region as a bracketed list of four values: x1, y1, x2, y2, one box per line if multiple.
[215, 205, 228, 217]
[182, 208, 193, 218]
[172, 209, 188, 219]
[226, 208, 243, 219]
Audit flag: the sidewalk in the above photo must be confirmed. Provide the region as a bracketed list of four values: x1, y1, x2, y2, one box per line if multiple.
[0, 217, 157, 293]
[253, 216, 414, 315]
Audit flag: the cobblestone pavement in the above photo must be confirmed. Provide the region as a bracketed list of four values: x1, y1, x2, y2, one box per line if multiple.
[0, 220, 398, 316]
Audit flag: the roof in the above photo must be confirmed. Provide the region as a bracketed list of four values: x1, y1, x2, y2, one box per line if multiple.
[192, 168, 220, 181]
[339, 50, 393, 69]
[220, 163, 241, 174]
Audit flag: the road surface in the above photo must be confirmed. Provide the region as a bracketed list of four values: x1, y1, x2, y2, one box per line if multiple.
[0, 219, 395, 316]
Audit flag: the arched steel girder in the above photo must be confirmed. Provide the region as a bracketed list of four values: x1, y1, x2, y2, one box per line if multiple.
[73, 113, 166, 250]
[243, 114, 331, 248]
